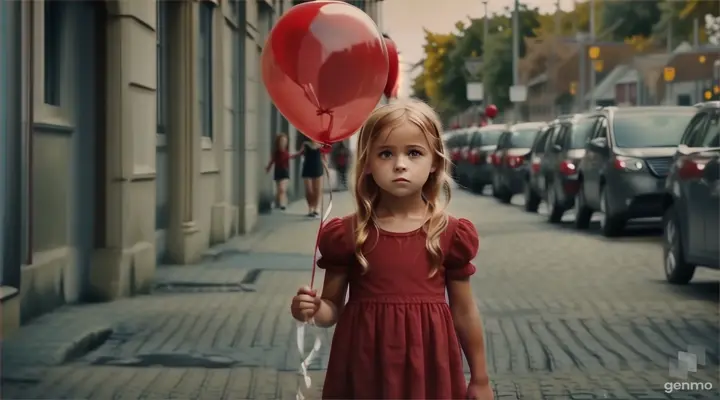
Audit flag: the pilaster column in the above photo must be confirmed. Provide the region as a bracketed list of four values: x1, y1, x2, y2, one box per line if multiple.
[167, 0, 202, 263]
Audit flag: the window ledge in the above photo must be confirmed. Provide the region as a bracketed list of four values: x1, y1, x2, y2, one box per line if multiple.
[201, 136, 214, 150]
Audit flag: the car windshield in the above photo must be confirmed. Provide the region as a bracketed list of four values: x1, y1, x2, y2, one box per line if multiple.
[612, 111, 695, 148]
[511, 129, 540, 148]
[481, 130, 503, 146]
[570, 119, 596, 148]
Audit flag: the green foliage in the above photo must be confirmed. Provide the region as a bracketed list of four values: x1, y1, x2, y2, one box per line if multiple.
[411, 0, 711, 120]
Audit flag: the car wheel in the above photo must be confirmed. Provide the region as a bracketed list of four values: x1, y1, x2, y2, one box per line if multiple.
[599, 186, 625, 237]
[574, 183, 593, 229]
[547, 185, 565, 223]
[663, 205, 696, 284]
[523, 182, 541, 212]
[492, 174, 501, 198]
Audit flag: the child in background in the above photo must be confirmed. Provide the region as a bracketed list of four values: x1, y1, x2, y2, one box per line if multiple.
[265, 133, 298, 211]
[290, 99, 493, 399]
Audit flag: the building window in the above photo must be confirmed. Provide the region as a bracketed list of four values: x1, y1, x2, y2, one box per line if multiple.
[44, 0, 63, 106]
[157, 2, 168, 134]
[198, 2, 213, 138]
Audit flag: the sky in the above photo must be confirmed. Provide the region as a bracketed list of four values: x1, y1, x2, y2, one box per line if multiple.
[380, 0, 581, 97]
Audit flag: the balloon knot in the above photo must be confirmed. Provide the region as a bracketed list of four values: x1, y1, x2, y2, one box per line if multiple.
[316, 108, 333, 116]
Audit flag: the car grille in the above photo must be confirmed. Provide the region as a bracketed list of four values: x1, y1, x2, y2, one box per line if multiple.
[645, 157, 673, 177]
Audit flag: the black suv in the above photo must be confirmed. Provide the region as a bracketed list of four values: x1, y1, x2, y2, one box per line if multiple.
[524, 114, 596, 222]
[574, 106, 697, 236]
[662, 101, 720, 284]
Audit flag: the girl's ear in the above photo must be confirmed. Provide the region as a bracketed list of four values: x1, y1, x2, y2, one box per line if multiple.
[430, 166, 437, 173]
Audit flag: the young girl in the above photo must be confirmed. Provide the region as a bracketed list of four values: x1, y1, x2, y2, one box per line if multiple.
[290, 100, 493, 399]
[265, 133, 297, 211]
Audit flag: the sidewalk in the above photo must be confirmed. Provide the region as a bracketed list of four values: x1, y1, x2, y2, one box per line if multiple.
[1, 192, 356, 398]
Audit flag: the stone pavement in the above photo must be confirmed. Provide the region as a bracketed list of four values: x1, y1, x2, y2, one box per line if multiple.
[3, 189, 720, 399]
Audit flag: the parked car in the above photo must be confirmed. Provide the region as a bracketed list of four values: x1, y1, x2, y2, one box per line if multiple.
[662, 101, 720, 284]
[525, 114, 596, 221]
[524, 124, 553, 212]
[490, 122, 547, 203]
[444, 128, 471, 180]
[574, 106, 696, 236]
[455, 124, 505, 193]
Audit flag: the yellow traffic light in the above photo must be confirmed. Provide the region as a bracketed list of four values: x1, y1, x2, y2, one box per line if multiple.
[699, 55, 707, 64]
[593, 60, 604, 72]
[704, 90, 713, 101]
[663, 67, 675, 82]
[588, 46, 600, 60]
[570, 81, 577, 95]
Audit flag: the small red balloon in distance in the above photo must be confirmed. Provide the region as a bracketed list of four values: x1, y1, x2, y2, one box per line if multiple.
[262, 1, 388, 145]
[383, 36, 399, 99]
[485, 104, 498, 119]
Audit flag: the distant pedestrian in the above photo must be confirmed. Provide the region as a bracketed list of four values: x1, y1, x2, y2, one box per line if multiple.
[265, 133, 298, 211]
[331, 142, 351, 190]
[290, 99, 493, 400]
[298, 139, 327, 218]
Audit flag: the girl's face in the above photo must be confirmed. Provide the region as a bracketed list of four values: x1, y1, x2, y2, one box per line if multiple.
[278, 136, 288, 149]
[367, 122, 436, 198]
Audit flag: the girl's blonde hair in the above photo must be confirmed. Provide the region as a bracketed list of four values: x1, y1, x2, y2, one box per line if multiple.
[351, 99, 452, 275]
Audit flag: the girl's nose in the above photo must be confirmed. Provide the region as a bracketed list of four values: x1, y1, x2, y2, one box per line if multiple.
[394, 156, 408, 172]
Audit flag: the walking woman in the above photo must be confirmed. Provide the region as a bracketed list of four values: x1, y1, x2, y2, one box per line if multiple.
[299, 139, 326, 218]
[265, 133, 299, 211]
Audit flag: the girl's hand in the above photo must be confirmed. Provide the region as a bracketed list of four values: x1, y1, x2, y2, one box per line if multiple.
[291, 286, 321, 322]
[466, 380, 493, 400]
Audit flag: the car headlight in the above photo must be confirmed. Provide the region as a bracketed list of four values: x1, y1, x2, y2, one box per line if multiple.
[614, 156, 644, 172]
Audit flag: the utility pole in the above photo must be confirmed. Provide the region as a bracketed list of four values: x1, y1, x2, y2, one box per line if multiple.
[512, 0, 520, 122]
[588, 0, 596, 108]
[482, 0, 490, 107]
[550, 0, 560, 117]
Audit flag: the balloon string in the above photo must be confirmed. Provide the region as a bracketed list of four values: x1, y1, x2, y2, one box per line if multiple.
[302, 83, 335, 143]
[297, 157, 333, 400]
[310, 158, 333, 289]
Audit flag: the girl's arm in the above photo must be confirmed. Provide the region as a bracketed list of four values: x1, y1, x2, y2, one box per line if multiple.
[265, 158, 275, 172]
[448, 278, 490, 386]
[313, 269, 349, 327]
[290, 150, 302, 159]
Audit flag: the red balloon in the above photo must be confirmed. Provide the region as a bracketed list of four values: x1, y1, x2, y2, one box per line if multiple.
[485, 104, 498, 119]
[384, 37, 399, 98]
[262, 1, 388, 145]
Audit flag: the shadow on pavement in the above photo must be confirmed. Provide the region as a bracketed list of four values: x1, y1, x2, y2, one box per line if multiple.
[649, 279, 720, 304]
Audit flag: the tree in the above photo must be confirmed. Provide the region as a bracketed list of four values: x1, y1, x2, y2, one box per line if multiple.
[441, 18, 486, 113]
[602, 0, 662, 41]
[653, 0, 717, 47]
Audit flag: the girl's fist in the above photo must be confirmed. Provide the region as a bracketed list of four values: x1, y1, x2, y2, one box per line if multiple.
[291, 286, 321, 322]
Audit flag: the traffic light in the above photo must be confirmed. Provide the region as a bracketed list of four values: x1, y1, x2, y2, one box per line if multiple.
[703, 86, 720, 101]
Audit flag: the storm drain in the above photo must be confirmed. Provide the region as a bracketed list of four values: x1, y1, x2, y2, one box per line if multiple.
[153, 282, 253, 293]
[91, 353, 238, 368]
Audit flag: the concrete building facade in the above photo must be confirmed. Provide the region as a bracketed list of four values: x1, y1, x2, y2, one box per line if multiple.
[0, 0, 384, 336]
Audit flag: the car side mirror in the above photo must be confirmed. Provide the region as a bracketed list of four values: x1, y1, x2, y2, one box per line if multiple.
[589, 137, 608, 149]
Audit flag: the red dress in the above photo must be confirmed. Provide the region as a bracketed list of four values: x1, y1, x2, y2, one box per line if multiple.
[317, 215, 480, 399]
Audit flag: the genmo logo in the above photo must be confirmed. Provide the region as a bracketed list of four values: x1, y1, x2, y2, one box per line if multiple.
[664, 381, 714, 394]
[665, 345, 714, 394]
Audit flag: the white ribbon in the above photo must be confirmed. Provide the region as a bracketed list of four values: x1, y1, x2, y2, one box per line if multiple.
[296, 321, 323, 400]
[296, 160, 334, 400]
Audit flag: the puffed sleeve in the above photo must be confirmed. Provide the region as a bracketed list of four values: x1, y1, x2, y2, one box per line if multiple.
[316, 217, 353, 272]
[444, 218, 479, 280]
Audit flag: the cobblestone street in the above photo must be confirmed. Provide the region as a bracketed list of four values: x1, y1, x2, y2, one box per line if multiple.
[2, 189, 719, 399]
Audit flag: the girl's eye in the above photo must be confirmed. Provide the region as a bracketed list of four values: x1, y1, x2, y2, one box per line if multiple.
[379, 150, 393, 159]
[409, 150, 422, 157]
